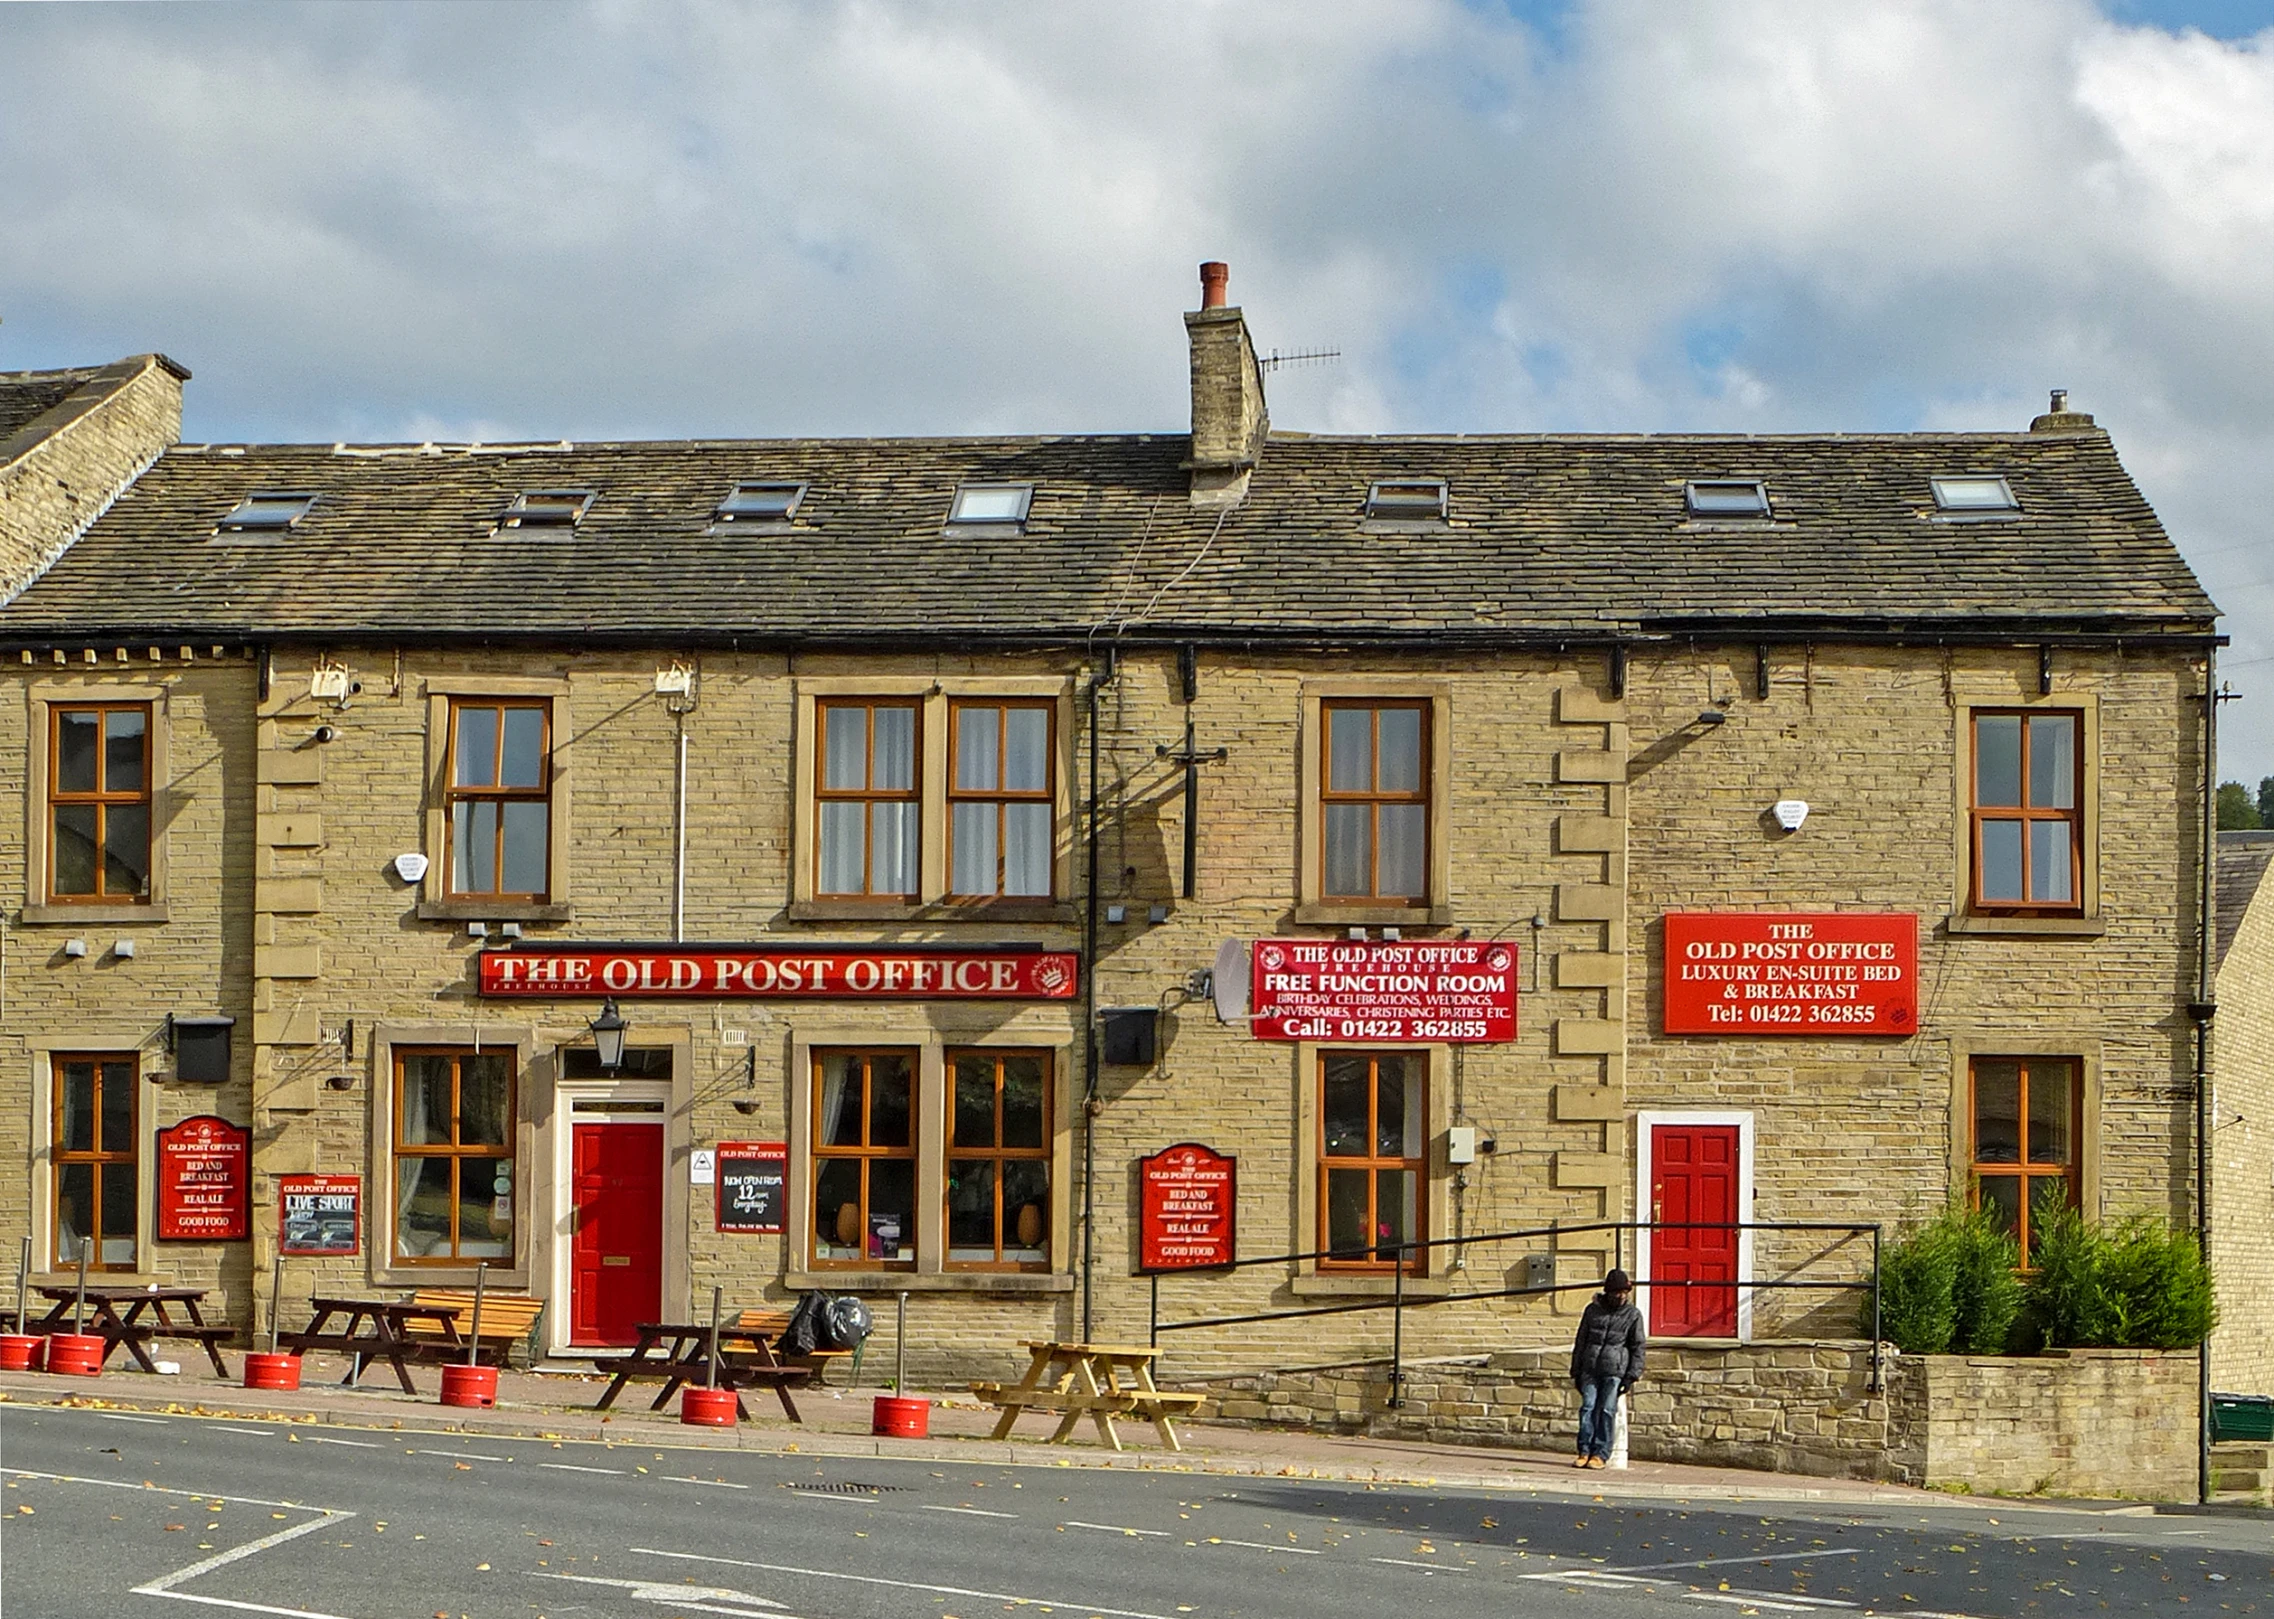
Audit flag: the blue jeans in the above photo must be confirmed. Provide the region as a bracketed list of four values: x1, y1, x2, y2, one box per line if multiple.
[1576, 1375, 1623, 1460]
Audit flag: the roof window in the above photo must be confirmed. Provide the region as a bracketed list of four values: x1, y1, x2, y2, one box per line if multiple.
[217, 491, 316, 532]
[715, 482, 807, 523]
[947, 483, 1033, 526]
[1932, 475, 2018, 513]
[502, 489, 594, 528]
[1364, 480, 1448, 521]
[1685, 480, 1771, 519]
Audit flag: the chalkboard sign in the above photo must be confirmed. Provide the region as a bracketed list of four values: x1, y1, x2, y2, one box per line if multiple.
[716, 1140, 786, 1234]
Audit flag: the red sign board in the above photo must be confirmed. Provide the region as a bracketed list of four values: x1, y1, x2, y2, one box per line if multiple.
[479, 945, 1078, 1000]
[278, 1174, 361, 1256]
[155, 1116, 249, 1241]
[1663, 912, 1918, 1035]
[1249, 938, 1517, 1043]
[1139, 1143, 1237, 1271]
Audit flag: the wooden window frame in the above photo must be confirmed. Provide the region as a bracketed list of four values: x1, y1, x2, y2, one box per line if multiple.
[944, 1048, 1053, 1272]
[46, 702, 153, 905]
[443, 699, 553, 903]
[1316, 1050, 1427, 1275]
[1318, 699, 1432, 907]
[808, 1047, 919, 1271]
[1969, 1055, 2081, 1263]
[814, 699, 922, 902]
[51, 1053, 139, 1273]
[946, 699, 1057, 900]
[391, 1046, 520, 1266]
[1969, 708, 2083, 915]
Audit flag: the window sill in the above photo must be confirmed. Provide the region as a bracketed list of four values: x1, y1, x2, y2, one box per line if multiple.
[783, 1270, 1073, 1295]
[415, 901, 575, 925]
[368, 1264, 534, 1291]
[788, 900, 1078, 926]
[1291, 904, 1452, 928]
[19, 903, 168, 925]
[1289, 1274, 1451, 1299]
[1943, 912, 2104, 938]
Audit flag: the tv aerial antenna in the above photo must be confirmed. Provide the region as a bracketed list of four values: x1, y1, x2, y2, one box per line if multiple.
[1259, 347, 1340, 373]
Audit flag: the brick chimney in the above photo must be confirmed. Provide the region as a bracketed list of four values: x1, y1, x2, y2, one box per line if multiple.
[1185, 261, 1268, 509]
[2029, 388, 2098, 434]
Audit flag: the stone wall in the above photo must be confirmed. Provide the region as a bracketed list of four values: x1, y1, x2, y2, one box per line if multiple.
[1890, 1348, 2198, 1501]
[2212, 838, 2274, 1394]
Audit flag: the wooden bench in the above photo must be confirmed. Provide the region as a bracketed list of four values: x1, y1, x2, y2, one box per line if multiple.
[724, 1308, 861, 1385]
[971, 1341, 1205, 1452]
[398, 1290, 544, 1367]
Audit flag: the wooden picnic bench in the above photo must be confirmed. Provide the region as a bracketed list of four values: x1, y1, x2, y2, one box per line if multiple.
[592, 1321, 811, 1422]
[722, 1308, 860, 1384]
[397, 1289, 544, 1366]
[278, 1296, 466, 1394]
[32, 1285, 235, 1377]
[971, 1341, 1204, 1452]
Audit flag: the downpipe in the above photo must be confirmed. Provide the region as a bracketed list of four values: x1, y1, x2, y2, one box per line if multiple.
[1080, 647, 1117, 1343]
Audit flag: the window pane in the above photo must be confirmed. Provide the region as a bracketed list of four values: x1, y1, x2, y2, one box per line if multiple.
[453, 801, 497, 893]
[2029, 715, 2075, 809]
[1975, 716, 2021, 807]
[499, 707, 546, 788]
[396, 1157, 452, 1258]
[103, 709, 146, 792]
[952, 1057, 997, 1148]
[500, 800, 548, 894]
[1979, 819, 2023, 902]
[1001, 1159, 1050, 1257]
[866, 1159, 913, 1259]
[100, 1166, 138, 1265]
[399, 1055, 456, 1145]
[821, 706, 868, 791]
[459, 1053, 513, 1146]
[1978, 1174, 2021, 1238]
[59, 1061, 95, 1153]
[1974, 1061, 2021, 1163]
[1325, 1168, 1371, 1257]
[1323, 1056, 1370, 1157]
[1324, 804, 1370, 896]
[814, 1160, 862, 1259]
[1376, 1168, 1415, 1260]
[2030, 820, 2073, 904]
[454, 706, 499, 788]
[99, 1061, 134, 1154]
[1004, 708, 1049, 792]
[103, 803, 149, 896]
[955, 705, 999, 792]
[2027, 1065, 2073, 1165]
[1378, 804, 1426, 897]
[1327, 708, 1372, 792]
[947, 1158, 997, 1256]
[872, 705, 916, 791]
[1003, 803, 1052, 896]
[457, 1158, 513, 1257]
[816, 1055, 863, 1147]
[56, 711, 99, 794]
[818, 802, 866, 894]
[52, 804, 98, 895]
[951, 802, 996, 895]
[1375, 1057, 1415, 1156]
[871, 801, 917, 894]
[868, 1055, 914, 1148]
[56, 1163, 93, 1262]
[1377, 707, 1422, 793]
[1000, 1055, 1046, 1148]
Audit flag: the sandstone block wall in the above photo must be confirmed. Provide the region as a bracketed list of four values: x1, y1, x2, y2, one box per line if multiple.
[2212, 858, 2274, 1394]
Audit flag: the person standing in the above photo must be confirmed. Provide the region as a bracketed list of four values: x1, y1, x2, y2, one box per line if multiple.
[1569, 1267, 1645, 1468]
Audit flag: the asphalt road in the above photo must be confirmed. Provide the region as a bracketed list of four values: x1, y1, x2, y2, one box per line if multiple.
[1, 1405, 2268, 1619]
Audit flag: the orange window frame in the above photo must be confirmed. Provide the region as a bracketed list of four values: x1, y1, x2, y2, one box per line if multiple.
[946, 700, 1056, 898]
[1969, 1056, 2081, 1262]
[809, 1048, 918, 1270]
[444, 699, 553, 901]
[944, 1048, 1052, 1271]
[1317, 1051, 1427, 1274]
[391, 1047, 519, 1265]
[47, 702, 152, 903]
[1969, 710, 2082, 913]
[51, 1053, 139, 1272]
[814, 700, 921, 900]
[1319, 699, 1431, 905]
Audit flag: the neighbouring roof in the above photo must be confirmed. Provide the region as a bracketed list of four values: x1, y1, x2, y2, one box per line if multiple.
[2217, 830, 2274, 973]
[0, 365, 107, 445]
[0, 426, 2218, 648]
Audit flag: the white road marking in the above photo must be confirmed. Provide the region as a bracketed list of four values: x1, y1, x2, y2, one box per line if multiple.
[533, 1572, 791, 1615]
[300, 1436, 380, 1448]
[213, 1426, 275, 1436]
[1682, 1596, 1824, 1614]
[93, 1412, 169, 1424]
[920, 1504, 1016, 1518]
[634, 1545, 1194, 1619]
[1, 1469, 338, 1513]
[784, 1487, 873, 1503]
[1202, 1537, 1321, 1556]
[1370, 1556, 1462, 1572]
[541, 1461, 627, 1475]
[1063, 1519, 1171, 1537]
[130, 1594, 360, 1618]
[667, 1475, 753, 1489]
[407, 1448, 508, 1461]
[1520, 1570, 1657, 1586]
[1608, 1548, 1862, 1574]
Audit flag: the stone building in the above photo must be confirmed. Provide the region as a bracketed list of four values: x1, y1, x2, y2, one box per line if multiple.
[0, 272, 2227, 1387]
[2211, 830, 2274, 1395]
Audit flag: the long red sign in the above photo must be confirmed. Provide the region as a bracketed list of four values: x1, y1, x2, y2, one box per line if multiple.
[1250, 938, 1517, 1043]
[1139, 1143, 1237, 1271]
[155, 1116, 249, 1241]
[1663, 912, 1918, 1035]
[479, 946, 1079, 1000]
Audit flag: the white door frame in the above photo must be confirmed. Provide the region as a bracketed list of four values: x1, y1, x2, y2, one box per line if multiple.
[1633, 1110, 1756, 1343]
[549, 1079, 671, 1356]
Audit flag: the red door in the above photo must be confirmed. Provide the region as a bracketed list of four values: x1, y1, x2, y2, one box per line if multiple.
[1649, 1124, 1739, 1337]
[570, 1123, 663, 1347]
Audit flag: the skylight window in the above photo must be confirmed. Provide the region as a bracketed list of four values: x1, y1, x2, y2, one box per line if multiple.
[217, 491, 316, 532]
[715, 482, 807, 523]
[1685, 480, 1771, 519]
[947, 483, 1033, 526]
[502, 489, 594, 528]
[1931, 475, 2019, 513]
[1364, 480, 1448, 520]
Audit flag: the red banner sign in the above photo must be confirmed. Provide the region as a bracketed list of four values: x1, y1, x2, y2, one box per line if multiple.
[278, 1174, 361, 1256]
[1249, 938, 1517, 1043]
[155, 1116, 249, 1241]
[1663, 912, 1918, 1035]
[1139, 1143, 1236, 1271]
[479, 945, 1079, 1000]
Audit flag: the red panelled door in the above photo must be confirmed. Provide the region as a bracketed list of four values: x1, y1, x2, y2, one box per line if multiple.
[1649, 1124, 1739, 1338]
[570, 1123, 663, 1347]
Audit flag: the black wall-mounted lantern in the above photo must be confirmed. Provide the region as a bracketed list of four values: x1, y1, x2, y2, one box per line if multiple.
[167, 1014, 236, 1084]
[588, 998, 629, 1071]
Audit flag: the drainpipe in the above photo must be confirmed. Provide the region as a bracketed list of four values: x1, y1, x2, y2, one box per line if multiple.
[2194, 636, 2220, 1505]
[1080, 647, 1117, 1342]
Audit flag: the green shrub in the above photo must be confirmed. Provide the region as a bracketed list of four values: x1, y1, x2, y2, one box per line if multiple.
[1878, 1219, 1958, 1355]
[2024, 1190, 2216, 1350]
[1874, 1204, 2019, 1355]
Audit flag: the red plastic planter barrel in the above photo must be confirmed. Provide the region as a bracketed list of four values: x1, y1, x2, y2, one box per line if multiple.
[438, 1364, 498, 1408]
[44, 1333, 105, 1376]
[0, 1334, 43, 1372]
[243, 1351, 302, 1391]
[872, 1395, 930, 1438]
[681, 1385, 738, 1427]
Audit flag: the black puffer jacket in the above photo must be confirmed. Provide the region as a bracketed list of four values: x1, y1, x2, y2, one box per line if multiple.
[1569, 1293, 1647, 1385]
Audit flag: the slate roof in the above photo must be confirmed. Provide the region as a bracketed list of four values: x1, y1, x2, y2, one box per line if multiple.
[0, 365, 106, 445]
[0, 425, 2217, 648]
[2216, 830, 2274, 973]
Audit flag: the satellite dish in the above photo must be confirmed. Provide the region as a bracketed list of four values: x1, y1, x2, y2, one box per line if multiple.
[1211, 938, 1250, 1023]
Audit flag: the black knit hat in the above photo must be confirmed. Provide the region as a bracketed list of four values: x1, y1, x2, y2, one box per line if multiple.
[1604, 1268, 1633, 1293]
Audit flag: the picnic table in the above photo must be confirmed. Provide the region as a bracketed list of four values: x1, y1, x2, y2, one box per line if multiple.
[32, 1285, 234, 1377]
[276, 1296, 467, 1393]
[970, 1341, 1204, 1452]
[592, 1322, 810, 1423]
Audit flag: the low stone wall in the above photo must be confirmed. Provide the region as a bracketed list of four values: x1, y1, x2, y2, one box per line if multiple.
[1887, 1348, 2197, 1501]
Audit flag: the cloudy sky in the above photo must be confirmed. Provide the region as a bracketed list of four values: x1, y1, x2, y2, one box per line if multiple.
[5, 0, 2272, 778]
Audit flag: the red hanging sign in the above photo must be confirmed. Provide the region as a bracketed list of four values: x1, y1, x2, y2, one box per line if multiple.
[1139, 1143, 1237, 1271]
[1662, 912, 1919, 1035]
[155, 1116, 250, 1241]
[479, 945, 1078, 1001]
[1249, 938, 1517, 1043]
